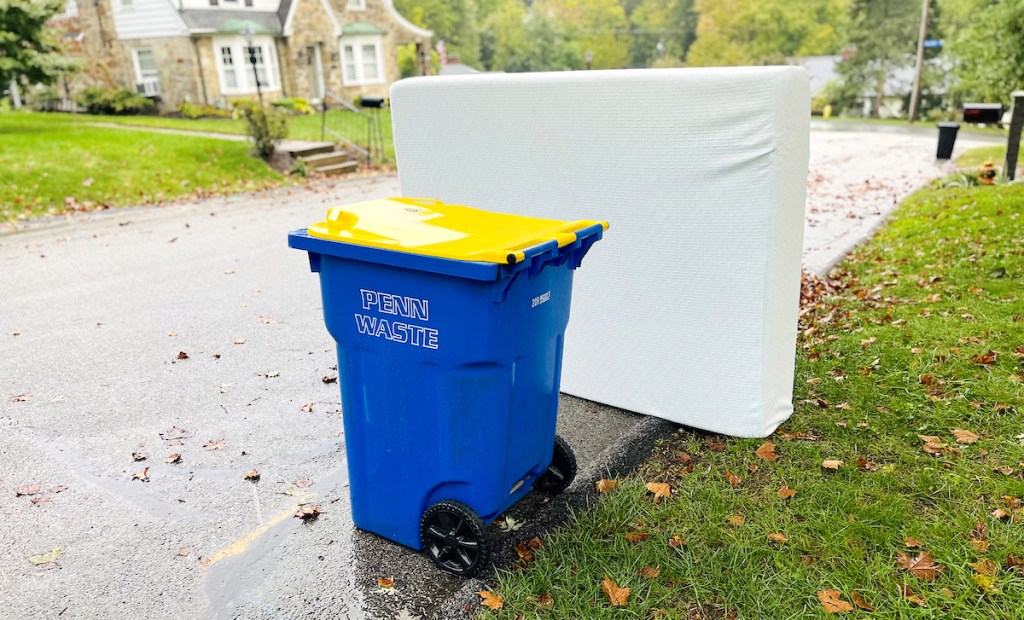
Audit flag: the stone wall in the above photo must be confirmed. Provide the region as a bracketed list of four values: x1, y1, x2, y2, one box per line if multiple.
[130, 36, 205, 110]
[278, 0, 340, 101]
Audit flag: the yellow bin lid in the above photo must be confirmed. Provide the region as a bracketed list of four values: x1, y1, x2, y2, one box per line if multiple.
[307, 198, 608, 265]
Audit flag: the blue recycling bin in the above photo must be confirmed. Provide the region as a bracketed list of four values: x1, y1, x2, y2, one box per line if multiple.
[288, 197, 606, 576]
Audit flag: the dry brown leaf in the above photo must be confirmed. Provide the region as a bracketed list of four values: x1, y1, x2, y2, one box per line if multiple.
[857, 457, 879, 471]
[900, 584, 927, 607]
[50, 484, 68, 494]
[667, 535, 686, 548]
[378, 577, 395, 589]
[725, 469, 741, 488]
[638, 565, 661, 579]
[1006, 556, 1024, 573]
[131, 467, 150, 482]
[726, 514, 745, 526]
[160, 426, 192, 446]
[991, 508, 1011, 521]
[817, 589, 853, 614]
[970, 538, 991, 552]
[995, 466, 1015, 476]
[973, 350, 997, 365]
[295, 503, 321, 520]
[132, 447, 148, 462]
[203, 439, 226, 451]
[706, 440, 726, 452]
[951, 429, 980, 444]
[595, 479, 619, 494]
[15, 484, 42, 496]
[777, 485, 796, 500]
[768, 532, 788, 544]
[294, 479, 313, 488]
[477, 591, 503, 610]
[536, 593, 554, 609]
[896, 551, 946, 581]
[176, 351, 189, 360]
[301, 402, 315, 413]
[601, 576, 630, 607]
[755, 442, 780, 461]
[903, 537, 923, 548]
[646, 482, 671, 500]
[243, 470, 260, 482]
[165, 453, 182, 464]
[527, 537, 543, 549]
[322, 374, 338, 384]
[176, 547, 190, 557]
[850, 592, 874, 611]
[970, 559, 998, 577]
[233, 338, 247, 345]
[625, 532, 650, 544]
[822, 459, 844, 470]
[514, 542, 534, 562]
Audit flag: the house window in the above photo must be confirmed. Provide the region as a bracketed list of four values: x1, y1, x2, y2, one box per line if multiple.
[339, 35, 383, 86]
[133, 48, 158, 82]
[213, 36, 281, 95]
[348, 0, 366, 9]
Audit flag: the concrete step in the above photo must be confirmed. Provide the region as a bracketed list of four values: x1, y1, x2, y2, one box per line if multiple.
[282, 140, 337, 158]
[316, 161, 359, 176]
[301, 151, 352, 168]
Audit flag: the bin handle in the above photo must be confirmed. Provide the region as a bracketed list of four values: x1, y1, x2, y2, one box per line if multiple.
[499, 221, 608, 265]
[394, 197, 444, 208]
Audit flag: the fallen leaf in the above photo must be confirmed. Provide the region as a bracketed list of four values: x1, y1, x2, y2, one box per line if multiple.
[646, 482, 671, 500]
[595, 479, 619, 494]
[50, 484, 68, 494]
[132, 446, 148, 462]
[536, 592, 554, 609]
[668, 535, 686, 547]
[224, 268, 235, 275]
[903, 537, 923, 548]
[203, 439, 226, 451]
[970, 539, 991, 552]
[726, 514, 745, 526]
[9, 393, 31, 403]
[991, 508, 1011, 521]
[807, 377, 823, 385]
[856, 457, 879, 471]
[30, 496, 50, 507]
[900, 583, 927, 607]
[176, 351, 189, 360]
[82, 177, 94, 187]
[15, 484, 42, 496]
[951, 429, 980, 444]
[973, 350, 997, 365]
[973, 573, 999, 593]
[294, 479, 313, 488]
[176, 547, 190, 557]
[527, 537, 543, 549]
[995, 466, 1015, 476]
[322, 374, 338, 384]
[777, 485, 797, 500]
[601, 576, 630, 607]
[160, 426, 192, 446]
[755, 442, 779, 461]
[499, 516, 522, 532]
[940, 587, 955, 598]
[233, 338, 247, 345]
[896, 551, 946, 581]
[850, 592, 874, 611]
[301, 402, 315, 413]
[132, 467, 150, 482]
[378, 577, 395, 589]
[243, 470, 260, 482]
[625, 532, 650, 544]
[638, 566, 661, 579]
[478, 591, 503, 610]
[165, 453, 182, 464]
[706, 439, 726, 452]
[167, 330, 177, 337]
[295, 503, 321, 521]
[1006, 555, 1024, 573]
[817, 589, 853, 613]
[725, 469, 741, 488]
[768, 532, 788, 544]
[28, 548, 63, 566]
[514, 542, 534, 562]
[970, 559, 998, 576]
[822, 459, 844, 470]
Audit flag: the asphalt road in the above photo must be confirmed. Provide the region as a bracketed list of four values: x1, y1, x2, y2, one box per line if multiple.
[0, 125, 1000, 619]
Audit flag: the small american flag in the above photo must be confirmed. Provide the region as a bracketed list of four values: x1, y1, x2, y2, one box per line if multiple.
[435, 40, 447, 65]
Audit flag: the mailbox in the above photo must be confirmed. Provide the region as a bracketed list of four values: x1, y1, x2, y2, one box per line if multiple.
[963, 103, 1004, 124]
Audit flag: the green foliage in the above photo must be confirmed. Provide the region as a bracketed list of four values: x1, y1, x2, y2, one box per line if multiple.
[479, 0, 581, 72]
[537, 0, 631, 69]
[0, 0, 77, 87]
[947, 0, 1024, 105]
[75, 87, 154, 115]
[241, 106, 288, 160]
[395, 0, 482, 67]
[629, 0, 698, 68]
[271, 97, 315, 115]
[178, 102, 230, 119]
[687, 0, 849, 66]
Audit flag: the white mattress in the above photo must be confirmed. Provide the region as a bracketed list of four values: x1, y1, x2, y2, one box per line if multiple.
[390, 67, 810, 437]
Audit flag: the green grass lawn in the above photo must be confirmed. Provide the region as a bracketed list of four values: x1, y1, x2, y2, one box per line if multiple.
[0, 112, 286, 220]
[49, 107, 397, 163]
[820, 116, 1009, 137]
[487, 183, 1024, 618]
[957, 146, 1008, 170]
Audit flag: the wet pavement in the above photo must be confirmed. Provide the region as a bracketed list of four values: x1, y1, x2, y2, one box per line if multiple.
[0, 123, 1003, 619]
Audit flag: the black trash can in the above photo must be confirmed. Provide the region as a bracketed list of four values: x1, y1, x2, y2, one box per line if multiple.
[936, 122, 960, 159]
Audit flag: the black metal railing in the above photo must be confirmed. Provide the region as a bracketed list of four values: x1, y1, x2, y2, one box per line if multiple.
[319, 90, 384, 166]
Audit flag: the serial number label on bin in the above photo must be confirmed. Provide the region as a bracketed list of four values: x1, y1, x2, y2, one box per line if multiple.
[355, 289, 439, 349]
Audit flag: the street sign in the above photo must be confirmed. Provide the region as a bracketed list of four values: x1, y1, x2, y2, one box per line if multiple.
[924, 39, 942, 48]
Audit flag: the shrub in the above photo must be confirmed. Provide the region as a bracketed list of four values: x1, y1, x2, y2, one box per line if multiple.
[242, 106, 288, 159]
[179, 101, 230, 119]
[271, 97, 314, 115]
[76, 87, 154, 115]
[230, 98, 260, 119]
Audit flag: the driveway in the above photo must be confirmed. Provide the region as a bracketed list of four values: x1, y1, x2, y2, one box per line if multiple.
[0, 125, 998, 619]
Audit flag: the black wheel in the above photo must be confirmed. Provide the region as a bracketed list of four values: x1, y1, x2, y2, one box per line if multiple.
[420, 499, 490, 577]
[535, 434, 577, 494]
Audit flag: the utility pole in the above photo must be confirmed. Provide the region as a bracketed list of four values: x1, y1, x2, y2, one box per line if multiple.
[908, 0, 929, 123]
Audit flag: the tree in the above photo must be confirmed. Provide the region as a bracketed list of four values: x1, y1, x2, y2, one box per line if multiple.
[0, 0, 76, 92]
[628, 0, 697, 68]
[394, 0, 482, 67]
[480, 0, 581, 72]
[946, 0, 1024, 104]
[835, 0, 922, 117]
[685, 0, 848, 67]
[535, 0, 630, 69]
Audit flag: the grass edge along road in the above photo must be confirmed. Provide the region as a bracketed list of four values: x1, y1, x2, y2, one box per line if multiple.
[0, 112, 286, 221]
[482, 180, 1024, 618]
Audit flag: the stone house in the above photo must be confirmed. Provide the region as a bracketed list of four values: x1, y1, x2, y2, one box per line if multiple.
[58, 0, 432, 110]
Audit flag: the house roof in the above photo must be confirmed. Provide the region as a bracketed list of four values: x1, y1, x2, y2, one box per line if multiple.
[342, 21, 385, 35]
[179, 10, 283, 34]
